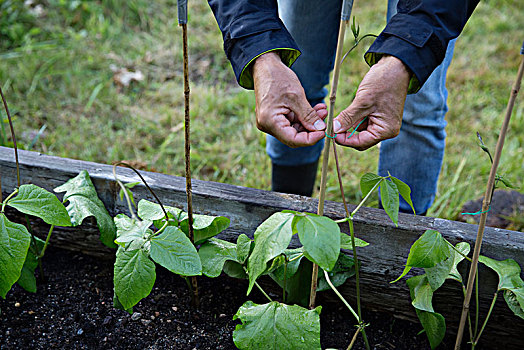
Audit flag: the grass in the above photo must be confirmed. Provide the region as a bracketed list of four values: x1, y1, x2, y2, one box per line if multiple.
[0, 0, 523, 222]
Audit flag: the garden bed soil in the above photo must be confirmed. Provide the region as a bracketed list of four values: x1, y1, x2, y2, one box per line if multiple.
[0, 246, 457, 350]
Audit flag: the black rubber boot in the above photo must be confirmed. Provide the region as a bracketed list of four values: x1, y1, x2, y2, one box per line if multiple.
[271, 161, 319, 197]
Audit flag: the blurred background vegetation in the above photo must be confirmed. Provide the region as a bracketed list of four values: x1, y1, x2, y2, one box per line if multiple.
[0, 0, 523, 222]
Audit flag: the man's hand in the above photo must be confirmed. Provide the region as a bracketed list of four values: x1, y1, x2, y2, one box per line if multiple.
[333, 55, 411, 150]
[253, 52, 327, 148]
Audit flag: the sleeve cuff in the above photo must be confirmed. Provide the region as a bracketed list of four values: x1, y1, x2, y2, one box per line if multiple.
[239, 48, 300, 89]
[224, 15, 301, 89]
[364, 13, 446, 94]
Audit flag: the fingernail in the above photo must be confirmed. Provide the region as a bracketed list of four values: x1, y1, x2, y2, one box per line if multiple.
[333, 120, 342, 133]
[314, 119, 326, 130]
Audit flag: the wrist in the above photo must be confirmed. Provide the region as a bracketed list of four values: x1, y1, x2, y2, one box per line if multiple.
[377, 55, 412, 79]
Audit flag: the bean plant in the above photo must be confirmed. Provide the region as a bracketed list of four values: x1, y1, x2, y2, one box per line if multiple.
[394, 134, 524, 349]
[0, 87, 116, 313]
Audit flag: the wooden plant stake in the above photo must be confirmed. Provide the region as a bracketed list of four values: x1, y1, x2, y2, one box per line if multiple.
[178, 0, 199, 308]
[309, 0, 353, 310]
[454, 41, 524, 349]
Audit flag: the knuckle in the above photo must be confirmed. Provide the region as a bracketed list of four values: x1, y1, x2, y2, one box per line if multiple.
[301, 109, 317, 123]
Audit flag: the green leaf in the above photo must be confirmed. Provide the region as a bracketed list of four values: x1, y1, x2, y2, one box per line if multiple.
[233, 301, 322, 350]
[317, 253, 356, 292]
[479, 256, 524, 291]
[408, 230, 451, 268]
[425, 257, 453, 291]
[54, 171, 116, 247]
[415, 309, 446, 349]
[236, 234, 252, 264]
[114, 214, 153, 248]
[247, 212, 294, 294]
[360, 173, 382, 198]
[198, 238, 239, 278]
[137, 199, 182, 224]
[113, 291, 133, 314]
[7, 184, 71, 227]
[407, 274, 445, 349]
[119, 181, 140, 207]
[392, 230, 451, 283]
[340, 232, 369, 250]
[380, 179, 399, 226]
[223, 260, 248, 279]
[294, 213, 340, 271]
[180, 213, 230, 244]
[0, 214, 32, 298]
[270, 248, 304, 282]
[407, 275, 434, 312]
[448, 242, 470, 283]
[150, 227, 201, 276]
[137, 199, 230, 244]
[504, 288, 524, 320]
[16, 236, 45, 293]
[114, 248, 156, 309]
[390, 176, 416, 215]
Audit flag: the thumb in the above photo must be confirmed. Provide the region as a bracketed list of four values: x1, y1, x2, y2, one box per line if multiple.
[333, 96, 373, 134]
[291, 94, 326, 132]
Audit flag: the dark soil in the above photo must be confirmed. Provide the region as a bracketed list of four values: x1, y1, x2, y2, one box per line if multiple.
[0, 247, 441, 349]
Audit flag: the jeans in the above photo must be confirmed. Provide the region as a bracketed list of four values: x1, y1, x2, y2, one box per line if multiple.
[268, 0, 455, 214]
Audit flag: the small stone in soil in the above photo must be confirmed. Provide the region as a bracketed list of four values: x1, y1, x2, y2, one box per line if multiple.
[131, 312, 142, 321]
[14, 302, 20, 307]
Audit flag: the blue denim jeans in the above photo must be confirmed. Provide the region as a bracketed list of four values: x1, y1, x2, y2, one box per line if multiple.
[268, 0, 455, 214]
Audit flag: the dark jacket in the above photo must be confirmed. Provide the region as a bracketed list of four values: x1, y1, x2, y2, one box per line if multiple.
[208, 0, 479, 93]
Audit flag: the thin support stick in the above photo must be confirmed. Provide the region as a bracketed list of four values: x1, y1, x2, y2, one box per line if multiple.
[0, 87, 20, 187]
[181, 22, 199, 308]
[334, 143, 370, 349]
[454, 53, 524, 349]
[309, 18, 349, 310]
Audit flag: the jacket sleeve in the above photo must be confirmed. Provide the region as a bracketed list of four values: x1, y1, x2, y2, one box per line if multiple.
[365, 0, 480, 93]
[208, 0, 300, 89]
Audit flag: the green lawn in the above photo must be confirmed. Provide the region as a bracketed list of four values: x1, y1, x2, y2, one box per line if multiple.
[1, 0, 523, 223]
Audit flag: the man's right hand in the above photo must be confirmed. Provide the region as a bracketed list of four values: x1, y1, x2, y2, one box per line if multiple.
[252, 52, 327, 148]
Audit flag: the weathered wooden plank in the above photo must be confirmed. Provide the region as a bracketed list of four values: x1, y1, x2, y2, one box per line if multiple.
[1, 146, 523, 348]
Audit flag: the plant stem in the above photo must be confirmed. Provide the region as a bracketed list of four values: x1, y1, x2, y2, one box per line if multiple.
[323, 269, 359, 321]
[113, 162, 169, 221]
[347, 326, 361, 350]
[283, 260, 287, 303]
[349, 219, 370, 350]
[0, 188, 18, 212]
[37, 225, 54, 258]
[310, 17, 349, 310]
[473, 292, 498, 345]
[255, 281, 273, 302]
[454, 49, 524, 350]
[351, 179, 382, 218]
[445, 239, 472, 262]
[341, 34, 377, 65]
[474, 272, 479, 337]
[112, 164, 138, 221]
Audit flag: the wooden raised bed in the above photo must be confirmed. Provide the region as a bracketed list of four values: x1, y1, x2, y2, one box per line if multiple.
[1, 146, 523, 348]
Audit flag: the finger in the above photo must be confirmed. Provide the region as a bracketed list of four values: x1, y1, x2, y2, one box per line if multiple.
[313, 103, 327, 111]
[278, 126, 326, 147]
[333, 96, 373, 134]
[266, 114, 326, 148]
[335, 129, 379, 151]
[289, 96, 326, 132]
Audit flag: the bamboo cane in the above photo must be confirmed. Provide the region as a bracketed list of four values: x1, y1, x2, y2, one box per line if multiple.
[309, 0, 354, 310]
[454, 42, 524, 349]
[178, 0, 200, 308]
